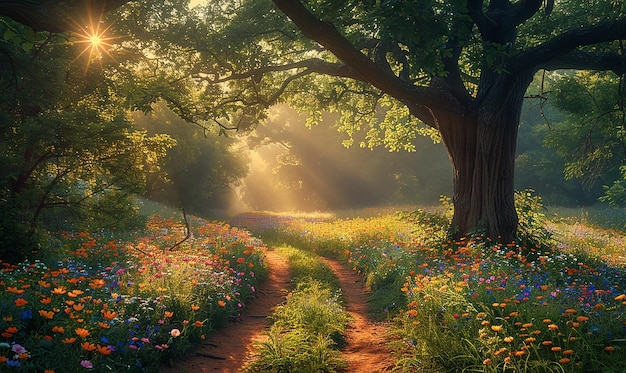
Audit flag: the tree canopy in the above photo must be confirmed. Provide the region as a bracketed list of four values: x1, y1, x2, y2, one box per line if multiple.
[3, 0, 626, 243]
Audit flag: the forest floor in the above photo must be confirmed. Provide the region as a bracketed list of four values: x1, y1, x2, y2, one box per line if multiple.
[160, 249, 396, 373]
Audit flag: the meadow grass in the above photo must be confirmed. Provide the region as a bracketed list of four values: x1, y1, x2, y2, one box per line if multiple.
[244, 246, 349, 373]
[231, 194, 626, 373]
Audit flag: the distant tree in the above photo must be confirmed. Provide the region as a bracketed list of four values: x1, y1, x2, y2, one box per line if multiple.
[132, 104, 249, 216]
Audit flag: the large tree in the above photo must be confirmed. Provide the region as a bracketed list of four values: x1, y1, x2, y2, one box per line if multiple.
[4, 0, 626, 242]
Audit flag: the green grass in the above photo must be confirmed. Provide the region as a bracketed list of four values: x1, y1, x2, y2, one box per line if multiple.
[244, 246, 350, 373]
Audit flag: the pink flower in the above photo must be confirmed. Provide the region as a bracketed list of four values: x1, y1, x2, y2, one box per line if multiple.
[170, 329, 181, 338]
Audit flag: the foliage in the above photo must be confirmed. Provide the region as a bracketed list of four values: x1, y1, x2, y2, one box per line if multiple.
[0, 216, 267, 372]
[546, 72, 626, 206]
[0, 19, 175, 262]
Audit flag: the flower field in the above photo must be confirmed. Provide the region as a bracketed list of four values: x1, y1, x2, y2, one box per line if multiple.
[231, 207, 626, 372]
[0, 216, 267, 372]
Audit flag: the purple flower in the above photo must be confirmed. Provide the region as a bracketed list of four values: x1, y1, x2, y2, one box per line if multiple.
[11, 344, 27, 354]
[80, 360, 94, 369]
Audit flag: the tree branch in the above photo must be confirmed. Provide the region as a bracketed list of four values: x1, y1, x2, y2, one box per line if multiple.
[270, 0, 455, 121]
[510, 18, 626, 74]
[539, 50, 626, 75]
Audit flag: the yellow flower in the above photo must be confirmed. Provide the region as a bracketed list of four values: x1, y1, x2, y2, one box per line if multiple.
[491, 325, 503, 332]
[503, 336, 514, 343]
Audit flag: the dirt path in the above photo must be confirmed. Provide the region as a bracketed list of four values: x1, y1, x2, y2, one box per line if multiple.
[323, 258, 396, 373]
[161, 249, 291, 373]
[161, 250, 395, 372]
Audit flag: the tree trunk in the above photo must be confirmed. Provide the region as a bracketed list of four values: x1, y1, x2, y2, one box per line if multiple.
[436, 78, 530, 243]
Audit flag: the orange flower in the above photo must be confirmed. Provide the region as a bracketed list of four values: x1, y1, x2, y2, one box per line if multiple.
[548, 324, 559, 331]
[75, 327, 90, 338]
[512, 350, 526, 357]
[52, 326, 65, 333]
[61, 337, 76, 344]
[562, 349, 574, 355]
[491, 325, 503, 332]
[604, 346, 615, 352]
[44, 370, 55, 373]
[614, 294, 625, 301]
[164, 311, 174, 318]
[5, 326, 18, 334]
[38, 280, 51, 288]
[52, 286, 67, 295]
[559, 358, 570, 364]
[0, 356, 8, 363]
[6, 286, 25, 294]
[217, 300, 226, 307]
[191, 304, 200, 311]
[503, 336, 514, 343]
[576, 316, 589, 322]
[0, 332, 12, 338]
[551, 346, 562, 352]
[89, 279, 105, 289]
[408, 309, 418, 317]
[40, 297, 52, 305]
[39, 310, 54, 319]
[81, 341, 97, 351]
[524, 337, 537, 343]
[564, 309, 577, 314]
[483, 358, 491, 365]
[14, 297, 28, 307]
[102, 310, 117, 320]
[542, 340, 553, 346]
[194, 320, 204, 327]
[72, 303, 84, 311]
[97, 344, 112, 355]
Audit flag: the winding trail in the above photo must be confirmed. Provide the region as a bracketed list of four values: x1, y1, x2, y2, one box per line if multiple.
[323, 258, 396, 373]
[160, 250, 395, 372]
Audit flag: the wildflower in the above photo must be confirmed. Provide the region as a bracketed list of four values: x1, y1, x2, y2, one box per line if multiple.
[39, 310, 54, 319]
[604, 346, 615, 352]
[52, 326, 65, 333]
[96, 344, 112, 355]
[491, 325, 503, 332]
[52, 286, 67, 295]
[14, 298, 28, 307]
[542, 340, 553, 346]
[512, 350, 526, 357]
[503, 336, 514, 343]
[75, 328, 90, 338]
[504, 357, 511, 363]
[44, 370, 55, 373]
[191, 304, 200, 311]
[80, 360, 93, 369]
[408, 309, 418, 317]
[12, 344, 27, 354]
[164, 311, 174, 318]
[194, 320, 203, 327]
[551, 346, 562, 352]
[564, 309, 577, 315]
[614, 294, 625, 301]
[217, 300, 226, 307]
[62, 337, 76, 344]
[170, 329, 181, 338]
[562, 349, 574, 355]
[102, 310, 117, 320]
[81, 342, 97, 351]
[548, 324, 559, 331]
[483, 358, 491, 365]
[576, 315, 589, 322]
[6, 286, 25, 294]
[72, 303, 84, 311]
[559, 358, 570, 364]
[5, 326, 18, 334]
[98, 322, 110, 329]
